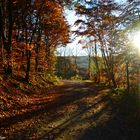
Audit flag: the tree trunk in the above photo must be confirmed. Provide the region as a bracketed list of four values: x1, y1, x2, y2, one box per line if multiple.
[88, 55, 92, 79]
[1, 0, 13, 76]
[25, 50, 31, 82]
[6, 0, 13, 76]
[35, 46, 39, 72]
[101, 47, 116, 88]
[94, 41, 100, 83]
[126, 61, 130, 94]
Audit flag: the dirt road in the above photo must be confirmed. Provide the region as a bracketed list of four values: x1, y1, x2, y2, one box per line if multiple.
[0, 81, 139, 140]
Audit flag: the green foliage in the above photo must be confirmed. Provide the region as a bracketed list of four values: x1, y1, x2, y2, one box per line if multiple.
[28, 82, 33, 86]
[109, 87, 127, 104]
[15, 83, 24, 90]
[56, 56, 103, 79]
[83, 80, 92, 83]
[56, 56, 77, 79]
[41, 72, 60, 86]
[70, 74, 83, 80]
[109, 87, 126, 96]
[110, 87, 140, 127]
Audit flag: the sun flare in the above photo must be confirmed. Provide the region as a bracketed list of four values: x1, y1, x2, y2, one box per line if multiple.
[132, 32, 140, 49]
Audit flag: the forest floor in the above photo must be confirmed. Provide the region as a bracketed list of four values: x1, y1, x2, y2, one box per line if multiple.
[0, 79, 140, 140]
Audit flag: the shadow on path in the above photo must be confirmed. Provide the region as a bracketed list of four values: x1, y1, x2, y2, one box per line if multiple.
[2, 81, 136, 140]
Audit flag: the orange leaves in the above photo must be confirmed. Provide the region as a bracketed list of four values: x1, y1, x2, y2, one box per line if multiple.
[12, 40, 17, 49]
[102, 15, 118, 25]
[0, 0, 70, 80]
[26, 44, 34, 51]
[39, 0, 70, 46]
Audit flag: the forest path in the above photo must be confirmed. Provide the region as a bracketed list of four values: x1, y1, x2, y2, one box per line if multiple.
[0, 80, 136, 140]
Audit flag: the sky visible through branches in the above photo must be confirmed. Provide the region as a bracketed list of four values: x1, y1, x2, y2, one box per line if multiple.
[57, 0, 128, 56]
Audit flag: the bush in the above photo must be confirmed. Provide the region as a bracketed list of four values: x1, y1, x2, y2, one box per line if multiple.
[109, 87, 140, 127]
[70, 74, 83, 80]
[41, 72, 60, 86]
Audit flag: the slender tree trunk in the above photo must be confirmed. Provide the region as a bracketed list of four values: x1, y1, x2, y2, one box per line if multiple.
[25, 49, 31, 82]
[126, 60, 130, 94]
[0, 1, 6, 47]
[88, 55, 91, 79]
[63, 47, 67, 78]
[74, 55, 78, 76]
[24, 1, 45, 81]
[35, 29, 42, 73]
[0, 2, 5, 68]
[0, 0, 13, 76]
[101, 47, 116, 88]
[35, 44, 39, 72]
[25, 28, 31, 82]
[6, 0, 13, 76]
[94, 41, 100, 83]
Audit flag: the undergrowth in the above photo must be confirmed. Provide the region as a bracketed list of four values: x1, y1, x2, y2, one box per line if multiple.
[70, 74, 83, 80]
[109, 87, 140, 129]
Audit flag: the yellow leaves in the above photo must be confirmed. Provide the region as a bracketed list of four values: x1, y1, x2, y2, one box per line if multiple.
[13, 42, 34, 51]
[12, 40, 17, 48]
[26, 44, 34, 51]
[103, 15, 117, 24]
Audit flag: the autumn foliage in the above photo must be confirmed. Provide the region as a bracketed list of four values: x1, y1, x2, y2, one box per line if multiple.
[0, 0, 70, 82]
[74, 0, 140, 90]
